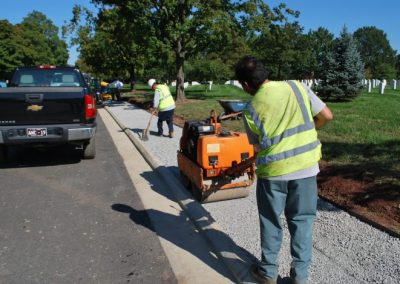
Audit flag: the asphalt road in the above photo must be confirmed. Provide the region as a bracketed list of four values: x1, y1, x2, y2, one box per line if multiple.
[0, 116, 177, 284]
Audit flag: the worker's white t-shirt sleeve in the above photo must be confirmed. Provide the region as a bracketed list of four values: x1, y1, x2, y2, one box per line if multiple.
[153, 90, 161, 108]
[301, 83, 326, 115]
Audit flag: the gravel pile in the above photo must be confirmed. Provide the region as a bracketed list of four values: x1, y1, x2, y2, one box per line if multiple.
[106, 102, 400, 284]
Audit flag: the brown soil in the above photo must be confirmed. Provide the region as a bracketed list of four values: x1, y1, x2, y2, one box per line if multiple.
[126, 94, 400, 237]
[318, 161, 400, 237]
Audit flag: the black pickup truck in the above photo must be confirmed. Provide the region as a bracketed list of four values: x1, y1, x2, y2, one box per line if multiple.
[0, 66, 97, 162]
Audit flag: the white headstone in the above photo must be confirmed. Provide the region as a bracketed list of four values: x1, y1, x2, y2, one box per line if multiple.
[391, 79, 397, 90]
[367, 80, 372, 93]
[208, 81, 213, 91]
[171, 81, 176, 87]
[191, 81, 201, 86]
[184, 82, 189, 89]
[379, 82, 385, 94]
[224, 80, 242, 88]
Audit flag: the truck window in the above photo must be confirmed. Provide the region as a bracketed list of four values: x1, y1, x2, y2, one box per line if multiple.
[13, 68, 84, 87]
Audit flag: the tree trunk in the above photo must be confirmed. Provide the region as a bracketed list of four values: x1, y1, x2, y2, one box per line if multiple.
[175, 40, 186, 101]
[129, 64, 136, 90]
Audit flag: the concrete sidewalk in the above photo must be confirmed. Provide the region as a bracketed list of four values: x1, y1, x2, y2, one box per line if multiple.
[99, 105, 255, 283]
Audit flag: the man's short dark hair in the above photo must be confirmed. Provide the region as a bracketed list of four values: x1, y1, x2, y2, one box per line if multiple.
[235, 56, 269, 89]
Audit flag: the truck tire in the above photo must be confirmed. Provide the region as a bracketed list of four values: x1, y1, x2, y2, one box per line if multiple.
[83, 136, 96, 159]
[0, 145, 8, 163]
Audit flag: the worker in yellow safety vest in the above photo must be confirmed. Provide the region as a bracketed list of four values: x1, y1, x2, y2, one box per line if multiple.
[235, 56, 333, 284]
[148, 79, 176, 138]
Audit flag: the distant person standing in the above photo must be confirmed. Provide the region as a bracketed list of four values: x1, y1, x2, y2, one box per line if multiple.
[148, 79, 176, 138]
[108, 80, 124, 101]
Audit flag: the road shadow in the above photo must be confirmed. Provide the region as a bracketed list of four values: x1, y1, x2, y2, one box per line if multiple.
[111, 166, 266, 283]
[112, 203, 242, 282]
[0, 144, 81, 169]
[111, 202, 291, 283]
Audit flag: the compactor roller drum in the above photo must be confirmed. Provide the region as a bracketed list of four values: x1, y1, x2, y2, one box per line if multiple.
[177, 110, 256, 203]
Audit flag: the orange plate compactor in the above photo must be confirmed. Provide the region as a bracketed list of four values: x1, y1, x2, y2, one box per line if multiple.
[177, 109, 256, 203]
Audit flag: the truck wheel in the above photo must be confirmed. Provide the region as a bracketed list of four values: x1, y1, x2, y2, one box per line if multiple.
[0, 145, 8, 163]
[83, 136, 96, 159]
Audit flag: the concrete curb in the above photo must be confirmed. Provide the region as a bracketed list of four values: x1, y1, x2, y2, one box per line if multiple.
[104, 105, 255, 284]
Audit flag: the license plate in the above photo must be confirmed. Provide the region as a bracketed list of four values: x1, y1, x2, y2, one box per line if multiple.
[27, 128, 47, 137]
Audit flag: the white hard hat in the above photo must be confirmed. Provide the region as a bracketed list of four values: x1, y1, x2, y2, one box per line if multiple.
[148, 78, 156, 88]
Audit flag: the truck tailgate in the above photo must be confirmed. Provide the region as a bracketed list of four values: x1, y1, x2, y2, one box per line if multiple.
[0, 87, 86, 125]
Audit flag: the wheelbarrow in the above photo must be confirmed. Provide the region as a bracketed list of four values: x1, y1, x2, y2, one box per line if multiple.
[217, 100, 249, 121]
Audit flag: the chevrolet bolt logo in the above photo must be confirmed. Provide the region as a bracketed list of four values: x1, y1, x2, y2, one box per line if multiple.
[27, 105, 44, 111]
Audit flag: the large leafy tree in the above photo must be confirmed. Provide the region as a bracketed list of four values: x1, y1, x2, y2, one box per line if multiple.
[0, 13, 68, 79]
[65, 5, 145, 86]
[0, 20, 23, 79]
[354, 26, 396, 79]
[19, 11, 68, 66]
[316, 27, 364, 100]
[396, 54, 400, 78]
[238, 2, 306, 80]
[90, 0, 240, 101]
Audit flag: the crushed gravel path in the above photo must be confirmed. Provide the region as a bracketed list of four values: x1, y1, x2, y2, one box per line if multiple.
[106, 102, 400, 284]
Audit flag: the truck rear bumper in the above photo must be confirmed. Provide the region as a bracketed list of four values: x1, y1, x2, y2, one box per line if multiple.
[0, 124, 96, 145]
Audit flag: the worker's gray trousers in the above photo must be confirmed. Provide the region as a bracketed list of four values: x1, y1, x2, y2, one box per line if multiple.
[256, 176, 318, 284]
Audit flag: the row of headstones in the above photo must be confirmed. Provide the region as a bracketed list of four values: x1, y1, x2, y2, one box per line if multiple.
[169, 78, 400, 95]
[171, 80, 244, 90]
[172, 79, 319, 89]
[171, 80, 214, 90]
[362, 79, 399, 94]
[301, 79, 400, 95]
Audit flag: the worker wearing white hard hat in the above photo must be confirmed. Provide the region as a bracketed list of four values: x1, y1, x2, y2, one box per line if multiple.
[148, 79, 175, 138]
[148, 78, 156, 88]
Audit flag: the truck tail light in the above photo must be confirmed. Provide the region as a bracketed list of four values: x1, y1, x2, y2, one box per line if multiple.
[85, 94, 97, 119]
[38, 65, 56, 69]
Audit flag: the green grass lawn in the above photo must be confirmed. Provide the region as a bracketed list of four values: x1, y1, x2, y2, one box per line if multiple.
[126, 83, 400, 175]
[318, 88, 400, 176]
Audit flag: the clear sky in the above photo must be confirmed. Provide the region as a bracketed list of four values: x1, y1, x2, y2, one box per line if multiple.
[0, 0, 399, 65]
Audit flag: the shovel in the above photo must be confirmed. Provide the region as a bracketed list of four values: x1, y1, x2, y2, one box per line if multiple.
[142, 111, 154, 141]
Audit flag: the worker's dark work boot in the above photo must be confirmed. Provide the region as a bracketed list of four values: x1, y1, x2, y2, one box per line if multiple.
[169, 132, 174, 138]
[250, 265, 277, 284]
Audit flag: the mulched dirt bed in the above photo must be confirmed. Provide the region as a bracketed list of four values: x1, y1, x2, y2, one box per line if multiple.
[318, 161, 400, 237]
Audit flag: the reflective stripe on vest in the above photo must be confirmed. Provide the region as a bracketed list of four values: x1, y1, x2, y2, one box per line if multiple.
[246, 80, 319, 165]
[157, 85, 175, 110]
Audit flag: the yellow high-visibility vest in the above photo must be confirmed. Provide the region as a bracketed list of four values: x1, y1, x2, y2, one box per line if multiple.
[244, 80, 321, 178]
[156, 84, 175, 110]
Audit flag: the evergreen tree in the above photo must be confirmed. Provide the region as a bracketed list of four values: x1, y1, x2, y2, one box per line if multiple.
[316, 27, 364, 101]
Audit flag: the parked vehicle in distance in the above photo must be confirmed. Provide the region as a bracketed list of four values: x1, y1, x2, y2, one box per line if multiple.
[0, 66, 97, 162]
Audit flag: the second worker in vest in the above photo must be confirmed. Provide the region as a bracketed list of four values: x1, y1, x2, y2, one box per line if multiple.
[148, 79, 176, 138]
[235, 56, 333, 284]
